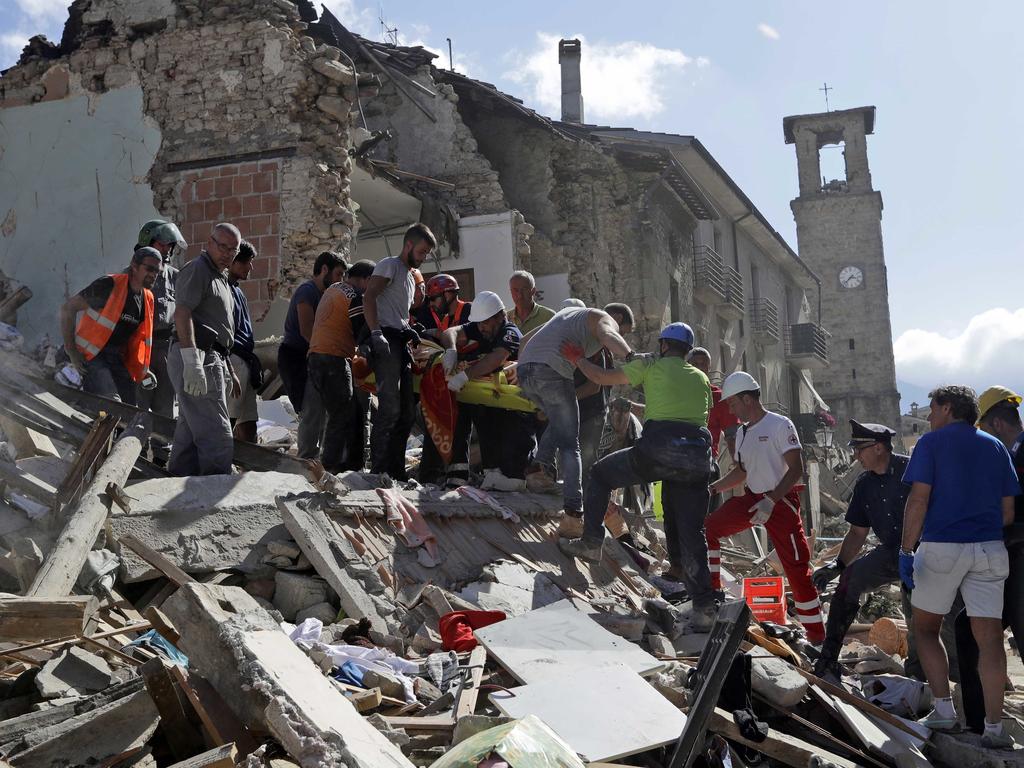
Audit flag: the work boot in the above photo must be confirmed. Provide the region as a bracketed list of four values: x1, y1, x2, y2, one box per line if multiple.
[604, 504, 628, 538]
[481, 469, 526, 491]
[558, 535, 604, 562]
[690, 603, 718, 633]
[556, 512, 584, 539]
[525, 465, 559, 494]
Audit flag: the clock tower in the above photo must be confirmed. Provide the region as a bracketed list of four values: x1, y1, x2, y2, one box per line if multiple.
[784, 106, 901, 446]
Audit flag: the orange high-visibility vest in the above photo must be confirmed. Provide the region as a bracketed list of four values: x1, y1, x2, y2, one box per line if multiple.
[75, 273, 154, 382]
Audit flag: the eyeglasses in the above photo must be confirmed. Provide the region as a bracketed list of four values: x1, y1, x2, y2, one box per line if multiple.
[210, 236, 240, 256]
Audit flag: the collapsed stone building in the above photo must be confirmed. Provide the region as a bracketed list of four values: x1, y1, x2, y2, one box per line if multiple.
[0, 1, 841, 497]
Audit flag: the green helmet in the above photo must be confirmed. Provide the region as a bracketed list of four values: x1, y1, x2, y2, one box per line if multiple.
[137, 220, 187, 250]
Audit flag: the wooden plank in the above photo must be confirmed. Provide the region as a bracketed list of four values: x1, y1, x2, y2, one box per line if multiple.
[53, 414, 118, 514]
[142, 658, 207, 760]
[348, 687, 383, 713]
[381, 714, 455, 731]
[166, 744, 238, 768]
[0, 596, 98, 641]
[118, 535, 195, 587]
[28, 417, 149, 598]
[0, 461, 58, 505]
[0, 622, 151, 664]
[455, 645, 486, 720]
[707, 708, 859, 768]
[143, 605, 181, 645]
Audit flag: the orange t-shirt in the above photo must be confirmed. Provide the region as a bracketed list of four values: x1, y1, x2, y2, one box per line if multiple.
[308, 282, 363, 358]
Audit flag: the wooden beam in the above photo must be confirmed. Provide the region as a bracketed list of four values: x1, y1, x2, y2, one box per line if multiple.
[166, 744, 238, 768]
[0, 461, 58, 505]
[0, 596, 98, 642]
[381, 714, 454, 731]
[142, 658, 207, 760]
[455, 646, 486, 720]
[53, 414, 119, 515]
[143, 606, 181, 645]
[118, 535, 195, 588]
[707, 708, 859, 768]
[28, 416, 149, 598]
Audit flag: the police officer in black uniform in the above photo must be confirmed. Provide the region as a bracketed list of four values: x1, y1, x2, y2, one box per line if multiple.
[812, 420, 915, 680]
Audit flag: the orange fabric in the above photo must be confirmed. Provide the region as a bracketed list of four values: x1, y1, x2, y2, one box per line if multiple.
[308, 282, 357, 358]
[75, 273, 153, 382]
[419, 357, 458, 463]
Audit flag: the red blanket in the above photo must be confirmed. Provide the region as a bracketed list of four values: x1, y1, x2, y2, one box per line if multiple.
[419, 357, 458, 464]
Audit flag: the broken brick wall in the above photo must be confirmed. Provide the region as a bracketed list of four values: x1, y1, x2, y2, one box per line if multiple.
[0, 0, 360, 326]
[452, 105, 699, 351]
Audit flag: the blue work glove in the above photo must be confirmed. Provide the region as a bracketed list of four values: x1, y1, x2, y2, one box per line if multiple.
[898, 549, 915, 590]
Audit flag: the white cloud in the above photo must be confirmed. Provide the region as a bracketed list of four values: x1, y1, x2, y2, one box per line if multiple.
[757, 23, 780, 40]
[0, 32, 30, 61]
[321, 0, 377, 37]
[503, 32, 698, 122]
[14, 0, 68, 22]
[893, 308, 1024, 392]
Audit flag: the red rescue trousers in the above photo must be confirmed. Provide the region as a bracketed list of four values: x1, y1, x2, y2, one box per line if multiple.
[705, 487, 825, 643]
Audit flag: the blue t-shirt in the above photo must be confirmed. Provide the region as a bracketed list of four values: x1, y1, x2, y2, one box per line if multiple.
[903, 421, 1021, 543]
[229, 282, 254, 354]
[282, 280, 322, 352]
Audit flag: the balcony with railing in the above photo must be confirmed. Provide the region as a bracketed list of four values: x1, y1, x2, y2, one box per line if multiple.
[785, 323, 829, 369]
[693, 245, 726, 304]
[721, 265, 744, 320]
[749, 297, 780, 343]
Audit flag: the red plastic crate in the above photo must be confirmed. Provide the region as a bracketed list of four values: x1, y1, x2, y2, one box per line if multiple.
[742, 576, 787, 625]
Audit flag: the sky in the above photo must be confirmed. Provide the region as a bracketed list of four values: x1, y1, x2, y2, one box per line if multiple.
[2, 0, 1022, 408]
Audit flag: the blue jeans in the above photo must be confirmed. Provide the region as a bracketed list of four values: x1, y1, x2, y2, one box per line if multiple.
[84, 346, 137, 405]
[517, 362, 582, 512]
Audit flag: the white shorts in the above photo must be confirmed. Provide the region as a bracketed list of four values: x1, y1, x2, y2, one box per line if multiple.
[227, 354, 258, 423]
[911, 540, 1009, 618]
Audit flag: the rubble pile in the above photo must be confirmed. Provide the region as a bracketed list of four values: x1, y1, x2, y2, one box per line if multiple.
[0, 348, 1018, 767]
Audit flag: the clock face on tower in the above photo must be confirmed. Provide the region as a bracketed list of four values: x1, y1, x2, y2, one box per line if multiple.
[839, 265, 864, 289]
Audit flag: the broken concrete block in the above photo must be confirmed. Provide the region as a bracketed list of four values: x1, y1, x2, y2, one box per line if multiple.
[295, 601, 337, 625]
[162, 583, 414, 768]
[672, 632, 709, 657]
[273, 571, 329, 622]
[111, 471, 313, 581]
[410, 623, 442, 654]
[646, 633, 676, 658]
[244, 578, 276, 601]
[747, 649, 808, 707]
[35, 646, 116, 699]
[11, 688, 159, 768]
[649, 674, 688, 707]
[362, 669, 406, 701]
[267, 540, 301, 560]
[311, 58, 357, 85]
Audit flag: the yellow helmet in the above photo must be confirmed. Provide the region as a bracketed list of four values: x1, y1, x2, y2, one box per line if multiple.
[976, 385, 1022, 425]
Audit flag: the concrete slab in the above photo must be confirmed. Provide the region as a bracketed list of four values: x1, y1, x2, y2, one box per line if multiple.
[489, 662, 686, 762]
[458, 561, 564, 617]
[35, 646, 116, 699]
[112, 471, 314, 581]
[473, 599, 663, 685]
[748, 649, 808, 707]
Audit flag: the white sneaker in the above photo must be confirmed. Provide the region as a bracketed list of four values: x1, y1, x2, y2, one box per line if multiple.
[481, 469, 526, 492]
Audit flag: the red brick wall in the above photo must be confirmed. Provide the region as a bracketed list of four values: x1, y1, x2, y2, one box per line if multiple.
[177, 159, 281, 320]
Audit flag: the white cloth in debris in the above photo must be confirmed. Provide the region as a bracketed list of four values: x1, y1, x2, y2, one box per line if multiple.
[282, 618, 420, 702]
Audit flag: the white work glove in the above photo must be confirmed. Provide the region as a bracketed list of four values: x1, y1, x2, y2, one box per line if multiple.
[370, 330, 391, 359]
[180, 347, 207, 397]
[140, 369, 158, 391]
[441, 348, 459, 375]
[749, 496, 775, 525]
[447, 371, 469, 393]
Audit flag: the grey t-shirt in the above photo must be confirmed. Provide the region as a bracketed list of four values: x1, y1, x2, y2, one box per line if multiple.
[371, 256, 414, 330]
[152, 263, 178, 332]
[518, 307, 603, 379]
[174, 252, 234, 350]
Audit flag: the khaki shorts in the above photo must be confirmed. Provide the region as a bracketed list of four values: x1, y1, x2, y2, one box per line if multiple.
[911, 540, 1009, 618]
[227, 354, 259, 423]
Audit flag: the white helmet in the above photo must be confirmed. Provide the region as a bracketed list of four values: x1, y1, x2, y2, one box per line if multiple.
[468, 291, 506, 322]
[721, 371, 760, 400]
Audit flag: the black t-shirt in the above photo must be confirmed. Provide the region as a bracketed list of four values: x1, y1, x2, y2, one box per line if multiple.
[462, 320, 521, 370]
[1011, 433, 1024, 525]
[78, 277, 144, 349]
[844, 453, 910, 551]
[575, 348, 612, 420]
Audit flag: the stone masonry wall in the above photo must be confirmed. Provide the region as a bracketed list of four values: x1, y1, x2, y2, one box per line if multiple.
[0, 0, 362, 321]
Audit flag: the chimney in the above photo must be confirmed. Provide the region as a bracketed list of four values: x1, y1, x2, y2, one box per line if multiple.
[558, 39, 583, 124]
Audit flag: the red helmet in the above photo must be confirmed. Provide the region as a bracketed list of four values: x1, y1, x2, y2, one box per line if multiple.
[426, 273, 460, 298]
